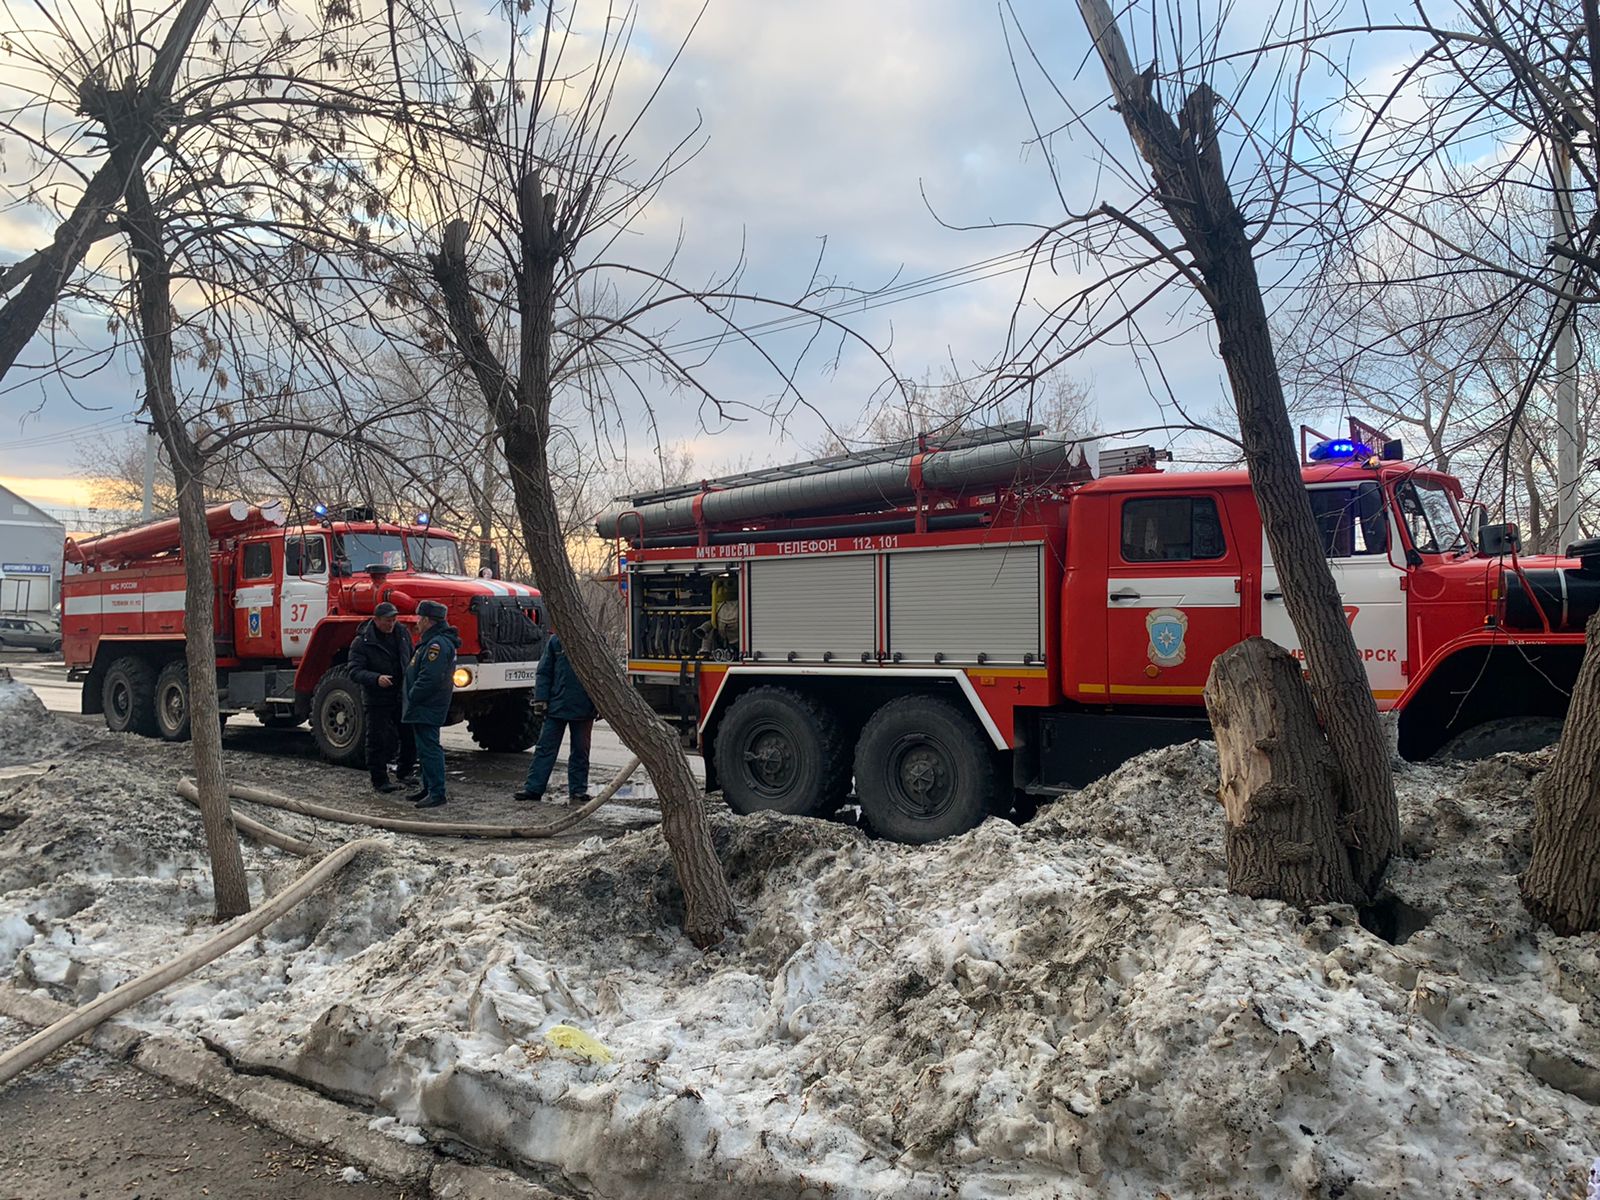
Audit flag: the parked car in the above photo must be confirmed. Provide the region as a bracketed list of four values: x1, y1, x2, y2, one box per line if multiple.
[0, 616, 62, 653]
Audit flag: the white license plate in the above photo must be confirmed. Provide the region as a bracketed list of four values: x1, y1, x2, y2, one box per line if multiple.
[504, 668, 539, 682]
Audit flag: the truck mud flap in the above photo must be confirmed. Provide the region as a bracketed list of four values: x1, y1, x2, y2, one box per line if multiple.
[1037, 710, 1213, 788]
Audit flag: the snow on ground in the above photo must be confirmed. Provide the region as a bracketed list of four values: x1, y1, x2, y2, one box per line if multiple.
[0, 679, 91, 767]
[0, 695, 1596, 1198]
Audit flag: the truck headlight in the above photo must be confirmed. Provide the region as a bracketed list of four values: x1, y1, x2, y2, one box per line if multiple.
[453, 667, 473, 688]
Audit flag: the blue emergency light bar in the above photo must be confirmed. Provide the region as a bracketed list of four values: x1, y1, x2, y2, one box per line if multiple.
[312, 502, 329, 518]
[416, 513, 430, 527]
[1308, 438, 1374, 462]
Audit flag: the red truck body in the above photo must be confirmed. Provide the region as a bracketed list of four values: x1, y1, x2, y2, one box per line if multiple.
[62, 503, 550, 763]
[605, 426, 1589, 842]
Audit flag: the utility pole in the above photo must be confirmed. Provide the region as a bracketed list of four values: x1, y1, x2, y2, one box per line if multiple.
[141, 421, 156, 520]
[1553, 138, 1581, 552]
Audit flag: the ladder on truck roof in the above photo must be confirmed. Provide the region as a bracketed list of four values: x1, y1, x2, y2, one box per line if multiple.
[617, 421, 1044, 507]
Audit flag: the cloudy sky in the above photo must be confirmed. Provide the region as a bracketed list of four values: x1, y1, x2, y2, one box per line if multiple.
[0, 0, 1417, 510]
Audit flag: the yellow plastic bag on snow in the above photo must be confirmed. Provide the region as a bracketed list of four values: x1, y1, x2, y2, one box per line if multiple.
[544, 1024, 613, 1063]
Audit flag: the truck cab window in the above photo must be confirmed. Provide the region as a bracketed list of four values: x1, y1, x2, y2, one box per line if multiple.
[285, 536, 328, 577]
[1120, 497, 1226, 562]
[1309, 483, 1390, 558]
[241, 542, 273, 579]
[1395, 479, 1467, 555]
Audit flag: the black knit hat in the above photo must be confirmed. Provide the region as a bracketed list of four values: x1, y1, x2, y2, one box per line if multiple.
[373, 601, 398, 618]
[416, 599, 448, 620]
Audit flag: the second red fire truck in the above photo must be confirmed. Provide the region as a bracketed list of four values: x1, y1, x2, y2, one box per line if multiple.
[62, 504, 549, 764]
[600, 423, 1591, 843]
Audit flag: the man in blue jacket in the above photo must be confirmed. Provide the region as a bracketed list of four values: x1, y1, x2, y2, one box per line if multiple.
[513, 631, 596, 805]
[403, 599, 460, 809]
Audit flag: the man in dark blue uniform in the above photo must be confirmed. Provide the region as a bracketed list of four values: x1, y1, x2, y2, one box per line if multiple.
[347, 601, 415, 793]
[513, 632, 596, 805]
[403, 599, 459, 809]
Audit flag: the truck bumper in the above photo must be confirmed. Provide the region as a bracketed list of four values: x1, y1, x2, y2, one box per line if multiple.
[451, 658, 540, 693]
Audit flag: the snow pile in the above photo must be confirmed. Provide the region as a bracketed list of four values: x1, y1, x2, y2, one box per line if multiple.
[0, 730, 1595, 1198]
[0, 678, 90, 766]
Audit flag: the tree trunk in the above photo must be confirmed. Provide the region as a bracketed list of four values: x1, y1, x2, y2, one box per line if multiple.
[1521, 611, 1600, 934]
[125, 174, 251, 921]
[1076, 0, 1399, 898]
[430, 190, 738, 949]
[1206, 638, 1360, 903]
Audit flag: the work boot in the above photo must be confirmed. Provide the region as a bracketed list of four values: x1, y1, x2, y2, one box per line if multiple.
[568, 793, 593, 807]
[415, 793, 447, 809]
[372, 779, 400, 795]
[404, 784, 429, 803]
[394, 767, 415, 783]
[512, 790, 542, 803]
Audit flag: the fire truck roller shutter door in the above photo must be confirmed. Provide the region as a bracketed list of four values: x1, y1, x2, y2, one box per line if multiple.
[886, 545, 1043, 664]
[747, 555, 875, 663]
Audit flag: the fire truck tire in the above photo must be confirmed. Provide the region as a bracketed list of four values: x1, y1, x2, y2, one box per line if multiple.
[311, 666, 367, 768]
[154, 660, 193, 742]
[467, 692, 544, 753]
[714, 686, 851, 817]
[853, 696, 1001, 844]
[102, 656, 159, 737]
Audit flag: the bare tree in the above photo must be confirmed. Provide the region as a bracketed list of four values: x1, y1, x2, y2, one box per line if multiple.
[1326, 0, 1600, 930]
[0, 0, 456, 917]
[981, 0, 1402, 902]
[403, 2, 900, 946]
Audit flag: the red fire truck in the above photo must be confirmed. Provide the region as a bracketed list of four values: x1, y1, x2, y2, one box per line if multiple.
[62, 502, 549, 763]
[599, 422, 1592, 843]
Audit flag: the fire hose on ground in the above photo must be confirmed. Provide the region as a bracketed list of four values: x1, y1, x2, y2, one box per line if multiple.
[180, 754, 645, 843]
[0, 837, 385, 1089]
[0, 760, 646, 1086]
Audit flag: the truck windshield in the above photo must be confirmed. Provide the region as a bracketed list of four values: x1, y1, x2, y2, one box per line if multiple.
[337, 532, 408, 572]
[1395, 478, 1467, 554]
[411, 536, 465, 574]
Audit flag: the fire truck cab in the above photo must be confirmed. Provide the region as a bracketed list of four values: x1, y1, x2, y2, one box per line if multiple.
[63, 503, 550, 764]
[601, 424, 1589, 844]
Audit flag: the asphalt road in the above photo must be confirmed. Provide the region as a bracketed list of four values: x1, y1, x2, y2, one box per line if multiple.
[0, 648, 702, 786]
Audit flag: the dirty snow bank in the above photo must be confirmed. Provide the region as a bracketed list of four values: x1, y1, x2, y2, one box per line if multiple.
[0, 696, 1596, 1199]
[0, 679, 90, 766]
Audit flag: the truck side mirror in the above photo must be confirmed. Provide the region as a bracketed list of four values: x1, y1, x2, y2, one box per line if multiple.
[1465, 502, 1488, 549]
[1479, 521, 1521, 556]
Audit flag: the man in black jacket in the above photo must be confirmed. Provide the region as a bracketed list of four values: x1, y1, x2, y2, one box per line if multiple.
[348, 602, 416, 793]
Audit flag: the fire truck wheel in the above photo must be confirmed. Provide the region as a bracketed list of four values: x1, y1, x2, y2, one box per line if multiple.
[311, 665, 367, 767]
[853, 696, 1001, 844]
[714, 687, 851, 817]
[467, 692, 545, 753]
[154, 660, 193, 742]
[102, 656, 159, 737]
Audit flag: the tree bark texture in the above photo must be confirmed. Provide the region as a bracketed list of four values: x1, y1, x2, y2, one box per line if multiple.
[0, 0, 212, 381]
[1076, 0, 1399, 898]
[430, 188, 738, 949]
[125, 174, 251, 921]
[1521, 611, 1600, 934]
[1206, 639, 1360, 903]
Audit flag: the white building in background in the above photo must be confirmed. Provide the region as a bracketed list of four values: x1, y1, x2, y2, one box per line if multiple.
[0, 484, 65, 614]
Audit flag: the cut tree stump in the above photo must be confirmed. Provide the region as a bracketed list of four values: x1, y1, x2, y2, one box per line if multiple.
[1204, 638, 1360, 905]
[1521, 610, 1600, 935]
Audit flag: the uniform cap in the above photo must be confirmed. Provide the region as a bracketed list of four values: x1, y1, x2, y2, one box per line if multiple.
[416, 599, 448, 620]
[373, 601, 398, 618]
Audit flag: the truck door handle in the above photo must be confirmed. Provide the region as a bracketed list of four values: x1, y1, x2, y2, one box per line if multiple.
[1109, 588, 1141, 602]
[1264, 591, 1283, 600]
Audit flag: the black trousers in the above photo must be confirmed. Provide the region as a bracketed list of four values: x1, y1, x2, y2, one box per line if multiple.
[365, 702, 415, 783]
